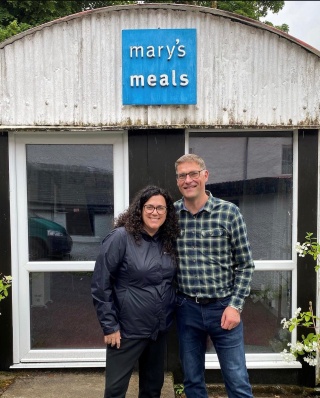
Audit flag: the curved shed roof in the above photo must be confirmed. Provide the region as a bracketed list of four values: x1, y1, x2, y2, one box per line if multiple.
[0, 3, 319, 128]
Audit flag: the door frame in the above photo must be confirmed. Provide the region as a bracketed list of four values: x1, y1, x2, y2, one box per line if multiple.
[9, 130, 128, 367]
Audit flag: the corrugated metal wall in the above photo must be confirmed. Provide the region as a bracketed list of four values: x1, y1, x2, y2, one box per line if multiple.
[0, 4, 319, 128]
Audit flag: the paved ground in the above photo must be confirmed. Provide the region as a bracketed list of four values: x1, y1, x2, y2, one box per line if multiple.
[0, 370, 174, 398]
[0, 369, 319, 397]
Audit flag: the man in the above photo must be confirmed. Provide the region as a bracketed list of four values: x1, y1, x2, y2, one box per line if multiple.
[174, 154, 255, 398]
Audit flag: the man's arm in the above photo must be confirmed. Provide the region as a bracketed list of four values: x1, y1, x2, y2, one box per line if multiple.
[228, 208, 255, 311]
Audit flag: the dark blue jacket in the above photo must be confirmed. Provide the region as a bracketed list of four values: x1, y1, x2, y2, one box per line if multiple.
[91, 227, 176, 340]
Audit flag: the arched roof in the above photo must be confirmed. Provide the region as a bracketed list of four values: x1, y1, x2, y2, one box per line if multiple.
[1, 3, 319, 57]
[1, 3, 319, 128]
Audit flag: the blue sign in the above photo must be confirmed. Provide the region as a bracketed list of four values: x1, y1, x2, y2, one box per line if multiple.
[122, 29, 197, 105]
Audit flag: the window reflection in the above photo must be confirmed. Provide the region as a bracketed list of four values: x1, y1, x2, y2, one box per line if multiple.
[189, 134, 293, 261]
[27, 145, 114, 261]
[30, 272, 104, 349]
[206, 271, 292, 354]
[189, 133, 294, 356]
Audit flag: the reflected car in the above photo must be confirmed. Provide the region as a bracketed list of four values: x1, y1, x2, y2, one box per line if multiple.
[28, 214, 73, 260]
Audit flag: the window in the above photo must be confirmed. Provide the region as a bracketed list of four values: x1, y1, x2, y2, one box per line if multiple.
[10, 132, 128, 365]
[282, 145, 293, 175]
[188, 131, 297, 366]
[27, 144, 114, 261]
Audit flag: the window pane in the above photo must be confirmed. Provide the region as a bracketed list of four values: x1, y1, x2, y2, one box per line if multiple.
[244, 270, 292, 353]
[189, 134, 293, 260]
[206, 271, 292, 354]
[27, 145, 114, 261]
[30, 272, 104, 349]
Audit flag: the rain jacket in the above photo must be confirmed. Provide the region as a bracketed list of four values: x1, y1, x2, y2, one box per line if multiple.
[91, 227, 176, 340]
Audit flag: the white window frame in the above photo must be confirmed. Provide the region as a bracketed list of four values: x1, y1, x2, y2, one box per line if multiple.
[9, 131, 128, 368]
[186, 129, 301, 370]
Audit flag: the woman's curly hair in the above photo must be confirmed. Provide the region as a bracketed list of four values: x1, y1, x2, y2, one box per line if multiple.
[114, 185, 180, 258]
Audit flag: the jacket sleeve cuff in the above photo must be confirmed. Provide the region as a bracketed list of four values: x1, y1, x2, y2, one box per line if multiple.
[103, 325, 120, 335]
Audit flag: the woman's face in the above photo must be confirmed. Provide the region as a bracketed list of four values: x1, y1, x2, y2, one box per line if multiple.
[142, 194, 167, 236]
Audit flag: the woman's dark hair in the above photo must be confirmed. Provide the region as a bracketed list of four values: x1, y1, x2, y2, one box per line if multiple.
[114, 185, 180, 257]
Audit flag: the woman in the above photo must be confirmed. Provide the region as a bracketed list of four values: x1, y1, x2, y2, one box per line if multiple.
[91, 185, 180, 398]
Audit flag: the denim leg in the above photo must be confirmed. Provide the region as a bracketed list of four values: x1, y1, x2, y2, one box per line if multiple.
[205, 299, 253, 398]
[176, 296, 208, 398]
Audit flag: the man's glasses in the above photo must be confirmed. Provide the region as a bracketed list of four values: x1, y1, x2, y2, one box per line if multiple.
[143, 205, 167, 215]
[176, 169, 205, 181]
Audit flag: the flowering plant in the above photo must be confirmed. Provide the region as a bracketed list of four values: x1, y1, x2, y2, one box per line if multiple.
[296, 232, 320, 270]
[280, 233, 320, 366]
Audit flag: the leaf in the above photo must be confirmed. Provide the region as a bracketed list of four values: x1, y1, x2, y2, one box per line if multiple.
[289, 325, 295, 332]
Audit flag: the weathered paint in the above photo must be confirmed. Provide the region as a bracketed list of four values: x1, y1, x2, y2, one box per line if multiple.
[0, 4, 319, 128]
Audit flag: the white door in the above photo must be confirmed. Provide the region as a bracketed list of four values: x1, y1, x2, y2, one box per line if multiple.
[9, 131, 128, 367]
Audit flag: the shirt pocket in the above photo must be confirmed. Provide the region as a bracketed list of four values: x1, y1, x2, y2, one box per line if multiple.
[200, 228, 229, 258]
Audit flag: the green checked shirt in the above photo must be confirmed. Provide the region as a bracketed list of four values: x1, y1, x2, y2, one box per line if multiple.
[174, 191, 254, 310]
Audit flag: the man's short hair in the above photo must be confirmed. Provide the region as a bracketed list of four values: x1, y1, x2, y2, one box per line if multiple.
[175, 154, 206, 171]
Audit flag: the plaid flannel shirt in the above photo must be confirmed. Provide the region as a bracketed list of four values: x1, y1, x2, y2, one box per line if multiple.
[174, 192, 255, 310]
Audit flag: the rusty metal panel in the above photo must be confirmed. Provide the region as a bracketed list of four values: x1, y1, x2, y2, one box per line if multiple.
[0, 4, 319, 128]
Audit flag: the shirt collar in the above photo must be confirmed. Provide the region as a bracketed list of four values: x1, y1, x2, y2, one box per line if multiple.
[176, 190, 216, 214]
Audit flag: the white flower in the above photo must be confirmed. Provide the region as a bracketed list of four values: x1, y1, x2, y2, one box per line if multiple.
[295, 242, 309, 256]
[303, 355, 317, 366]
[294, 342, 304, 352]
[303, 341, 318, 353]
[281, 349, 296, 362]
[281, 318, 290, 329]
[294, 308, 301, 317]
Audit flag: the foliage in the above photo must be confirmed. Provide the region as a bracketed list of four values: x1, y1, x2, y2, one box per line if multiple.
[0, 0, 287, 43]
[264, 21, 289, 33]
[0, 20, 30, 42]
[296, 232, 320, 270]
[281, 233, 320, 366]
[0, 274, 12, 303]
[174, 383, 185, 396]
[217, 1, 284, 20]
[0, 0, 124, 42]
[281, 303, 319, 366]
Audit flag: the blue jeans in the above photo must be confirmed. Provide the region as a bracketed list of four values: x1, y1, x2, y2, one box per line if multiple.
[176, 295, 253, 398]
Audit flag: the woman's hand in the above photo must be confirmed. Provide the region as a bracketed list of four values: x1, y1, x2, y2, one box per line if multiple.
[104, 331, 121, 348]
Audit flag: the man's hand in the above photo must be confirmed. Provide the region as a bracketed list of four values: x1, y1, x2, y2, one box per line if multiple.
[221, 306, 241, 330]
[104, 331, 121, 348]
